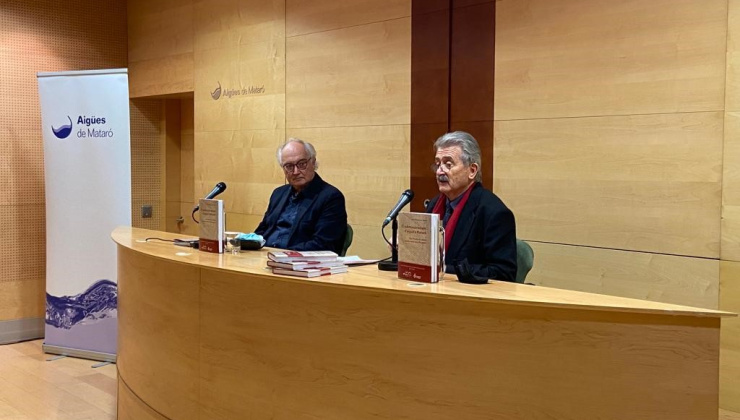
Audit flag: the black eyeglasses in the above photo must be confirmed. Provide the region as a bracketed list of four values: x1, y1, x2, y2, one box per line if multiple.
[282, 158, 312, 172]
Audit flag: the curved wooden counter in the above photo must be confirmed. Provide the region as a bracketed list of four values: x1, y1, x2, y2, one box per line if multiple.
[114, 227, 733, 420]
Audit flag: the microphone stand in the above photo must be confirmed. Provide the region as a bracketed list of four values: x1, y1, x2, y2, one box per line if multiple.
[378, 217, 399, 271]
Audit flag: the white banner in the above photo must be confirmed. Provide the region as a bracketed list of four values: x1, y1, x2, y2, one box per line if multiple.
[38, 69, 131, 358]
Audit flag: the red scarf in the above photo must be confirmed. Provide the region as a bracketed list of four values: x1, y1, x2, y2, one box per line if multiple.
[431, 183, 476, 250]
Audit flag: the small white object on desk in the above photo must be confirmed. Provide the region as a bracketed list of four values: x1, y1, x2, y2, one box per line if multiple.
[338, 256, 382, 265]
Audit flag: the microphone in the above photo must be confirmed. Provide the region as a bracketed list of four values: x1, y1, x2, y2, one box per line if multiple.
[193, 182, 227, 212]
[382, 189, 414, 227]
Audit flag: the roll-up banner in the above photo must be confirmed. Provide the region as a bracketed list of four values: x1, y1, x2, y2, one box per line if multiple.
[37, 69, 131, 361]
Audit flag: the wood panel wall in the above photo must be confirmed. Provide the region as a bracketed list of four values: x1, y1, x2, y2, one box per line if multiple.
[192, 0, 288, 235]
[285, 0, 411, 258]
[0, 0, 127, 325]
[127, 0, 194, 97]
[495, 0, 725, 308]
[130, 99, 165, 232]
[494, 0, 736, 412]
[722, 0, 740, 412]
[409, 0, 496, 211]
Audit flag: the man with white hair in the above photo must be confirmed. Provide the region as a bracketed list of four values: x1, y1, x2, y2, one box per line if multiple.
[255, 138, 347, 254]
[425, 131, 517, 282]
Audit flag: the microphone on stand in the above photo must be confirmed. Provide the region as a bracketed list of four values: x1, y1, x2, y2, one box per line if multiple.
[379, 189, 414, 271]
[382, 189, 414, 227]
[192, 182, 227, 224]
[192, 182, 227, 212]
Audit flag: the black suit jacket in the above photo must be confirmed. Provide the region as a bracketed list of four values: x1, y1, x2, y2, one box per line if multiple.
[426, 183, 517, 282]
[255, 173, 347, 254]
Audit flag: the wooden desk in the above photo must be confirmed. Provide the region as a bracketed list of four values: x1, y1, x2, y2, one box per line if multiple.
[113, 227, 734, 420]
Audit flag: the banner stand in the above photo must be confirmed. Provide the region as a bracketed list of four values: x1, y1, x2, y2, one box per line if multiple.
[37, 68, 131, 362]
[41, 344, 116, 363]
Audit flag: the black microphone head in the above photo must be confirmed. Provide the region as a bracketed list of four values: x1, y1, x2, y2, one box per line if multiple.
[382, 189, 416, 227]
[197, 182, 229, 210]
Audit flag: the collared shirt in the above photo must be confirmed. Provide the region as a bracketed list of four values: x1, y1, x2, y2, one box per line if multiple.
[265, 191, 304, 248]
[443, 194, 463, 227]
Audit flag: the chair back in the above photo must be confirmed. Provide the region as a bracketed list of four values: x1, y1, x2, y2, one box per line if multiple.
[515, 239, 534, 283]
[340, 224, 354, 257]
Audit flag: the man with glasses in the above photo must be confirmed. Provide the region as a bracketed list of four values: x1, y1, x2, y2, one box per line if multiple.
[255, 138, 347, 254]
[425, 131, 517, 282]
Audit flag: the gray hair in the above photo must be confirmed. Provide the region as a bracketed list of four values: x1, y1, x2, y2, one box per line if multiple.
[276, 138, 319, 170]
[434, 131, 482, 182]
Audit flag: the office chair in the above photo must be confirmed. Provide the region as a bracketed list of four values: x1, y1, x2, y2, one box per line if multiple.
[340, 224, 354, 257]
[515, 239, 534, 283]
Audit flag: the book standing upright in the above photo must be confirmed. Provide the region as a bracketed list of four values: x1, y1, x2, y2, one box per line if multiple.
[198, 198, 224, 253]
[397, 212, 444, 283]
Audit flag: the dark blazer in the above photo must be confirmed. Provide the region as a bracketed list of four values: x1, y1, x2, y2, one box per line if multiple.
[426, 183, 517, 282]
[255, 173, 347, 254]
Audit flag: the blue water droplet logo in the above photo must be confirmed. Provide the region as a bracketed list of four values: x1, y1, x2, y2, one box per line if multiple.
[51, 116, 73, 139]
[211, 82, 222, 100]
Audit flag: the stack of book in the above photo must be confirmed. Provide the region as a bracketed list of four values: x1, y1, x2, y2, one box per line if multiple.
[267, 250, 348, 278]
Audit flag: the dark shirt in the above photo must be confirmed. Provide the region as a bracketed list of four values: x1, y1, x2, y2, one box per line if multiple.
[264, 192, 302, 248]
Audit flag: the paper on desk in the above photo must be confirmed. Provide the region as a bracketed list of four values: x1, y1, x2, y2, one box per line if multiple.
[338, 256, 381, 265]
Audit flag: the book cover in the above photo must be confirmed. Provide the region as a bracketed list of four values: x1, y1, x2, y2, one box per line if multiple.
[267, 250, 338, 263]
[397, 212, 444, 283]
[271, 265, 348, 278]
[198, 199, 224, 253]
[267, 260, 346, 270]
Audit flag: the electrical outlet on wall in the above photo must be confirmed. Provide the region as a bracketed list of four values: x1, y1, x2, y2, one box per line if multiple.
[141, 205, 153, 218]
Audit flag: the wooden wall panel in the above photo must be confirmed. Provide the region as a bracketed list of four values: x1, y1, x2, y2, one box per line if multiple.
[494, 113, 722, 258]
[450, 1, 494, 124]
[190, 0, 287, 237]
[288, 125, 410, 259]
[0, 281, 44, 321]
[286, 19, 411, 128]
[194, 0, 285, 52]
[0, 205, 45, 291]
[528, 242, 719, 310]
[128, 55, 194, 98]
[723, 24, 740, 417]
[495, 0, 727, 120]
[130, 99, 165, 232]
[409, 4, 449, 211]
[164, 98, 196, 235]
[286, 0, 410, 37]
[726, 0, 740, 113]
[181, 99, 195, 205]
[128, 0, 194, 97]
[723, 112, 740, 261]
[193, 40, 286, 132]
[720, 261, 740, 412]
[128, 0, 194, 62]
[164, 100, 182, 221]
[449, 2, 495, 192]
[1, 0, 126, 324]
[194, 129, 286, 229]
[724, 1, 740, 262]
[285, 9, 411, 258]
